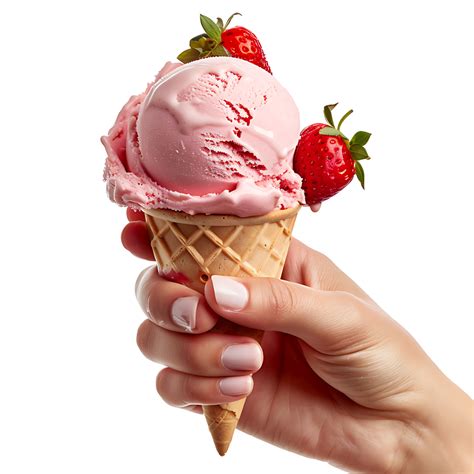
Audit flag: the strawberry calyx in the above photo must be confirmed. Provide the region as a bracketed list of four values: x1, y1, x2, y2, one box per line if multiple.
[319, 103, 371, 189]
[177, 13, 241, 63]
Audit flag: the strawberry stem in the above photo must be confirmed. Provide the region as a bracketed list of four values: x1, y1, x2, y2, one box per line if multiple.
[223, 12, 242, 30]
[337, 109, 353, 131]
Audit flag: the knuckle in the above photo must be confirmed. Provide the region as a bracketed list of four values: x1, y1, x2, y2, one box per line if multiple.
[181, 341, 201, 373]
[334, 291, 365, 324]
[342, 293, 367, 325]
[329, 292, 377, 352]
[181, 374, 200, 405]
[264, 279, 298, 320]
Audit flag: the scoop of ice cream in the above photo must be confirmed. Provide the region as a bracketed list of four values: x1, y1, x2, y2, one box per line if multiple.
[137, 57, 300, 196]
[102, 57, 304, 217]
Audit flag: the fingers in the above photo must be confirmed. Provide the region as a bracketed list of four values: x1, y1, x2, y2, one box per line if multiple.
[204, 275, 386, 355]
[121, 221, 154, 260]
[136, 319, 263, 376]
[126, 207, 146, 222]
[122, 208, 154, 260]
[156, 368, 253, 407]
[135, 266, 218, 333]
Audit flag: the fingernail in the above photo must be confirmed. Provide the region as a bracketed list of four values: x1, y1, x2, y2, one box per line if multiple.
[211, 276, 248, 311]
[222, 343, 263, 371]
[219, 375, 253, 396]
[171, 296, 199, 331]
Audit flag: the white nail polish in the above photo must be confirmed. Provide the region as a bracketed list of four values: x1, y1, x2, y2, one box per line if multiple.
[221, 343, 263, 371]
[219, 376, 253, 396]
[211, 276, 248, 311]
[171, 296, 199, 331]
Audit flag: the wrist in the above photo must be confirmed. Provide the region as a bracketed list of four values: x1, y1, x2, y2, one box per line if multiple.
[403, 378, 472, 473]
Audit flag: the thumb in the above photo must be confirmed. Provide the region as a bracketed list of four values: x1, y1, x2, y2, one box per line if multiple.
[204, 275, 386, 354]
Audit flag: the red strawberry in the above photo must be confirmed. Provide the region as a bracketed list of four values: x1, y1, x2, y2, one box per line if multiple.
[221, 27, 271, 73]
[293, 103, 371, 206]
[177, 13, 271, 74]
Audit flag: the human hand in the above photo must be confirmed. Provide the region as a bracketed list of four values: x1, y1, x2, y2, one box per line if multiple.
[123, 209, 472, 472]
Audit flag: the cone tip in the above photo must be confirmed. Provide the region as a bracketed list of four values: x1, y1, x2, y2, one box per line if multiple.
[215, 442, 230, 456]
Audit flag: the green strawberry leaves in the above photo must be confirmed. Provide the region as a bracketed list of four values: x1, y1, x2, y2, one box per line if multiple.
[178, 13, 241, 64]
[355, 162, 365, 189]
[211, 44, 231, 57]
[350, 131, 370, 189]
[349, 144, 369, 160]
[319, 127, 340, 136]
[323, 103, 338, 127]
[200, 14, 222, 42]
[319, 126, 349, 140]
[349, 131, 370, 189]
[351, 131, 371, 146]
[320, 103, 350, 140]
[349, 133, 371, 160]
[177, 48, 201, 63]
[189, 34, 206, 50]
[319, 103, 371, 189]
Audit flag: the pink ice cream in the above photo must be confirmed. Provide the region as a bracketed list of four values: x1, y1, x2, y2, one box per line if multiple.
[102, 57, 304, 217]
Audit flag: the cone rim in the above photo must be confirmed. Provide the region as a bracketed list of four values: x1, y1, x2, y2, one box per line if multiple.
[143, 204, 301, 226]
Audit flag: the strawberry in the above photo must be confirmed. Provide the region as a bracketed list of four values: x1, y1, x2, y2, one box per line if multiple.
[177, 13, 271, 73]
[220, 26, 271, 73]
[293, 103, 371, 206]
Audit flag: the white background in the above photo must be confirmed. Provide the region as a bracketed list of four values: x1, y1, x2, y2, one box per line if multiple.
[1, 1, 473, 473]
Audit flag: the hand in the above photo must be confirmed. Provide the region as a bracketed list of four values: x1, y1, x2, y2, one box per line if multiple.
[123, 209, 473, 472]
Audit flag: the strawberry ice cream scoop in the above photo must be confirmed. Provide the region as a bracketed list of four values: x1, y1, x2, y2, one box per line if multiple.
[102, 57, 304, 217]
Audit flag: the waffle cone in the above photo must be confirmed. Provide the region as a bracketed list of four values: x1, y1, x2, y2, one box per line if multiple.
[143, 205, 300, 455]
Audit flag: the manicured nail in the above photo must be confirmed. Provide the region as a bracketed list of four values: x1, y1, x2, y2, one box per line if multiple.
[219, 375, 253, 396]
[171, 296, 199, 331]
[211, 276, 248, 311]
[221, 343, 263, 371]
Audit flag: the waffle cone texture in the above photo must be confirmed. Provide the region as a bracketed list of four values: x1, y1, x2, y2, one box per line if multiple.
[144, 205, 300, 455]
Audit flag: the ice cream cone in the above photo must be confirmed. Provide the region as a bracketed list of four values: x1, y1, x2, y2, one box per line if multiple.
[143, 205, 300, 455]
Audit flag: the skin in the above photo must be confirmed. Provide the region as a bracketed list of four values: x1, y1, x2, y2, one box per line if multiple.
[123, 208, 473, 472]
